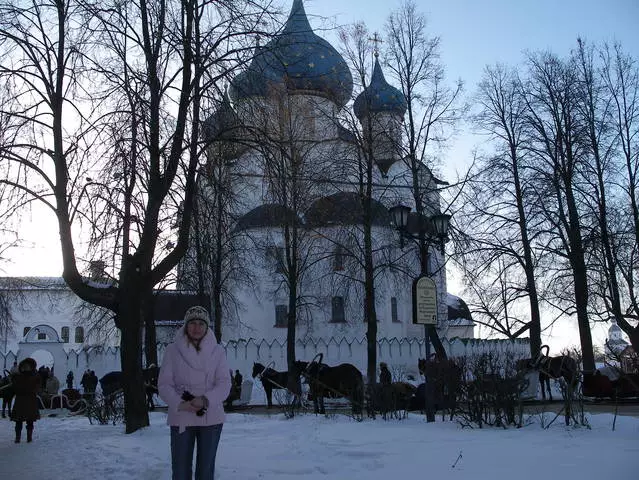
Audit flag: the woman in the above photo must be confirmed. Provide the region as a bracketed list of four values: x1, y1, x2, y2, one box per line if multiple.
[159, 306, 231, 480]
[11, 357, 40, 443]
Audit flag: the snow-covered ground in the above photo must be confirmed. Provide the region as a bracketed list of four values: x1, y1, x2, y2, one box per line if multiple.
[0, 408, 637, 479]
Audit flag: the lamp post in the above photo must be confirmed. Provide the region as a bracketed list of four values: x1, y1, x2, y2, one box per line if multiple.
[389, 204, 451, 359]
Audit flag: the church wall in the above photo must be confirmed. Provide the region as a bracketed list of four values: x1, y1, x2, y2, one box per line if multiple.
[216, 224, 449, 344]
[1, 287, 117, 354]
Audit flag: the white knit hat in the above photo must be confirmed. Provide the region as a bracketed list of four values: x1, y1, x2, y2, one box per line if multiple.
[183, 306, 210, 327]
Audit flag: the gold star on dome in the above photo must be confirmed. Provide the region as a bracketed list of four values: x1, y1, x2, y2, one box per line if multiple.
[308, 62, 315, 68]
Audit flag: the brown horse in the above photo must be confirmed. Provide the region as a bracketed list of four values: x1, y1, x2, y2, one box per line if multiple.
[517, 346, 579, 401]
[295, 355, 364, 416]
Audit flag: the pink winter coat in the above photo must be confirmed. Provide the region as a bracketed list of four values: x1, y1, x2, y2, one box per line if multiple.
[158, 326, 231, 433]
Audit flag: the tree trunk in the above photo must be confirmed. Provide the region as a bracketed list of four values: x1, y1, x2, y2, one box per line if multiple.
[143, 291, 158, 367]
[364, 266, 377, 387]
[629, 329, 639, 356]
[286, 277, 298, 395]
[119, 323, 149, 432]
[119, 284, 150, 433]
[213, 284, 223, 344]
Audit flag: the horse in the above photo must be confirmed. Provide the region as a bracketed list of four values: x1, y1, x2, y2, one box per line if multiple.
[252, 362, 292, 408]
[417, 356, 463, 420]
[369, 381, 416, 419]
[0, 370, 16, 418]
[99, 365, 159, 410]
[295, 354, 364, 417]
[517, 345, 579, 401]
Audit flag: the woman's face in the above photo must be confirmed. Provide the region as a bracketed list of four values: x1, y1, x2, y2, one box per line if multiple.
[186, 319, 208, 340]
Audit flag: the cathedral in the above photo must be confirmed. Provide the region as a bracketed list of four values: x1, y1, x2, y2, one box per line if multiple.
[177, 0, 475, 346]
[0, 0, 480, 380]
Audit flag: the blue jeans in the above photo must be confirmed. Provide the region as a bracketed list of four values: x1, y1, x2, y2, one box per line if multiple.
[170, 424, 223, 480]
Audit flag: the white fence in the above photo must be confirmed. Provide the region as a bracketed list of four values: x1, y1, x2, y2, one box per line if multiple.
[215, 336, 531, 379]
[2, 336, 530, 386]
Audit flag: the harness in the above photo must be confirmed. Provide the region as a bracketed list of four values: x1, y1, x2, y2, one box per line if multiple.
[256, 361, 292, 391]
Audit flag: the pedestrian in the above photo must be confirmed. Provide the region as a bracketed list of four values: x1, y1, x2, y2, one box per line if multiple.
[379, 362, 392, 385]
[9, 361, 19, 375]
[233, 369, 243, 399]
[66, 371, 74, 390]
[38, 365, 48, 390]
[11, 358, 40, 443]
[159, 306, 231, 480]
[80, 369, 90, 392]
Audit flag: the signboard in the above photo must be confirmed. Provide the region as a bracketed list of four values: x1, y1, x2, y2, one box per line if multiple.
[412, 275, 438, 325]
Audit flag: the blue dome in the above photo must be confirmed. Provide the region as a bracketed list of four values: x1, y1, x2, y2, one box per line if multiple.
[203, 94, 239, 142]
[203, 94, 247, 159]
[229, 46, 284, 101]
[353, 58, 407, 119]
[229, 0, 353, 107]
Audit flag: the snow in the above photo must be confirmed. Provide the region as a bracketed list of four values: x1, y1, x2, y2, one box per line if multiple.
[0, 409, 637, 479]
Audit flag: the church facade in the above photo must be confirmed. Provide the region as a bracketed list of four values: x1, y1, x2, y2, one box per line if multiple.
[177, 0, 475, 348]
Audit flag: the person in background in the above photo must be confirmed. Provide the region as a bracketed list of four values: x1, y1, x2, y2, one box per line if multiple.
[11, 357, 40, 443]
[80, 369, 90, 393]
[66, 371, 74, 390]
[379, 362, 392, 385]
[9, 361, 19, 375]
[234, 370, 243, 396]
[159, 306, 231, 480]
[38, 365, 48, 390]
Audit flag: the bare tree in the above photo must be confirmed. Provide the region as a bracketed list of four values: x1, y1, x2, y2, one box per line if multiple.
[335, 22, 386, 387]
[248, 86, 328, 390]
[384, 0, 464, 358]
[521, 51, 596, 371]
[457, 64, 544, 357]
[0, 0, 270, 432]
[597, 43, 639, 351]
[179, 103, 256, 343]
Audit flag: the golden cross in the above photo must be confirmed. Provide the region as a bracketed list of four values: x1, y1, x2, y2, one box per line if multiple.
[369, 32, 383, 57]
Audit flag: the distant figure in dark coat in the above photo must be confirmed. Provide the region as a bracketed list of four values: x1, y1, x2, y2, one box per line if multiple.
[234, 370, 243, 393]
[38, 365, 49, 390]
[66, 371, 74, 390]
[80, 369, 90, 393]
[11, 358, 41, 443]
[379, 362, 392, 385]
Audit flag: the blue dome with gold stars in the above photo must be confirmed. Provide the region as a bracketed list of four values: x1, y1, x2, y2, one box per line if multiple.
[229, 0, 353, 107]
[353, 58, 407, 119]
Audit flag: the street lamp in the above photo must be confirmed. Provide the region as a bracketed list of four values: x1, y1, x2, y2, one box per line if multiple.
[389, 203, 451, 422]
[388, 203, 451, 353]
[389, 204, 451, 253]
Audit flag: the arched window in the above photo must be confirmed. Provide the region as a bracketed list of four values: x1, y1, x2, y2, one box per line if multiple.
[391, 297, 400, 323]
[331, 296, 345, 323]
[75, 326, 84, 343]
[275, 305, 288, 328]
[61, 326, 70, 343]
[333, 245, 344, 271]
[266, 246, 285, 273]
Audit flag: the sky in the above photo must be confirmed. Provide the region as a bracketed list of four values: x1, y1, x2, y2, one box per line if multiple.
[0, 406, 637, 479]
[2, 0, 638, 350]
